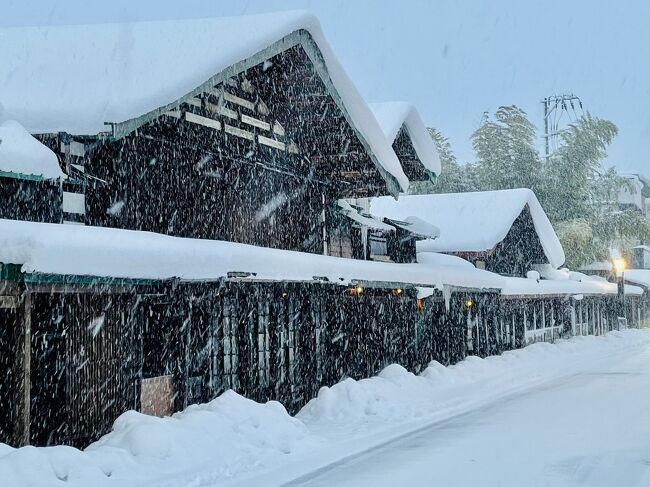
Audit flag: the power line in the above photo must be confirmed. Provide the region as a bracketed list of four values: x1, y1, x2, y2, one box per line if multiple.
[541, 93, 584, 158]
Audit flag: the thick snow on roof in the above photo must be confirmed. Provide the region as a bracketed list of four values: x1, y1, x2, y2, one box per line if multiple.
[0, 219, 500, 292]
[337, 200, 395, 232]
[0, 120, 65, 179]
[624, 270, 650, 288]
[370, 188, 566, 268]
[578, 261, 613, 272]
[369, 102, 441, 175]
[388, 216, 440, 239]
[0, 12, 408, 191]
[0, 219, 635, 297]
[500, 275, 642, 297]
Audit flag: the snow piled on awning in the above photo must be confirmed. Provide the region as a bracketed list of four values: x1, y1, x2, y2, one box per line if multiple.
[370, 188, 566, 268]
[369, 102, 441, 176]
[0, 11, 408, 191]
[0, 219, 637, 297]
[624, 269, 650, 289]
[337, 200, 395, 232]
[500, 274, 642, 297]
[0, 120, 65, 179]
[578, 261, 612, 272]
[0, 219, 500, 292]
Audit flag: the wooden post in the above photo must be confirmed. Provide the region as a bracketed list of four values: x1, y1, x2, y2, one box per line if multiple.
[16, 291, 31, 446]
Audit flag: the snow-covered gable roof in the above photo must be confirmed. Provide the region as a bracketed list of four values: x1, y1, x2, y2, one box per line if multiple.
[369, 102, 441, 176]
[0, 120, 65, 180]
[369, 188, 566, 268]
[0, 11, 408, 192]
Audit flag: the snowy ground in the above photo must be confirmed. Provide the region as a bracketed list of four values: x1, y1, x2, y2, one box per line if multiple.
[283, 343, 650, 487]
[1, 329, 648, 487]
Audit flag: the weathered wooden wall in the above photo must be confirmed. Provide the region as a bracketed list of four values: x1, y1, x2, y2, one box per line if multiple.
[0, 279, 647, 448]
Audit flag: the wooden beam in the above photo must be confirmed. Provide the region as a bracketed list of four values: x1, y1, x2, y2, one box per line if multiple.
[241, 114, 271, 132]
[257, 135, 286, 151]
[184, 112, 222, 131]
[224, 123, 255, 141]
[223, 92, 256, 112]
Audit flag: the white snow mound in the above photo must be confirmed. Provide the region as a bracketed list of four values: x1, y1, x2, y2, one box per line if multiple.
[0, 120, 65, 179]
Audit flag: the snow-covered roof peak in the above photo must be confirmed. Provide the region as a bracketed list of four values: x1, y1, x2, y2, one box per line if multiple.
[0, 11, 408, 192]
[369, 102, 441, 176]
[0, 120, 65, 180]
[370, 188, 566, 268]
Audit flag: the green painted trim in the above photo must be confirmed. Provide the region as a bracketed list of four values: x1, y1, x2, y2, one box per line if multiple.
[0, 263, 155, 285]
[0, 171, 45, 182]
[23, 273, 157, 286]
[0, 264, 24, 281]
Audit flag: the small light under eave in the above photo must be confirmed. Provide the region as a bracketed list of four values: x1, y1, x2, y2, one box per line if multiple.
[355, 286, 363, 295]
[613, 257, 626, 275]
[464, 298, 474, 309]
[393, 288, 403, 296]
[281, 292, 288, 298]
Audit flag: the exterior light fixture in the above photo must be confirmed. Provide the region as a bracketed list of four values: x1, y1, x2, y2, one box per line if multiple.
[464, 298, 474, 309]
[393, 288, 403, 296]
[613, 257, 626, 277]
[281, 292, 288, 298]
[355, 286, 364, 295]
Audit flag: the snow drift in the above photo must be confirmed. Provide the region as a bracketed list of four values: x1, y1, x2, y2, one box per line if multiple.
[0, 329, 648, 487]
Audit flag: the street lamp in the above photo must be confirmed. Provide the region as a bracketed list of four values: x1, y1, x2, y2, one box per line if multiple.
[613, 257, 626, 329]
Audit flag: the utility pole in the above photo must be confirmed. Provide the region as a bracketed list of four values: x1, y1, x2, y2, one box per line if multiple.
[541, 93, 583, 159]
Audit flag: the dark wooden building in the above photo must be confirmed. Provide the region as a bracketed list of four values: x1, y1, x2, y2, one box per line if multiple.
[369, 102, 441, 186]
[0, 13, 646, 454]
[369, 188, 565, 277]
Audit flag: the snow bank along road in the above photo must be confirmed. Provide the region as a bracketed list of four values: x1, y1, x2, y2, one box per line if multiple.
[0, 330, 648, 487]
[283, 339, 650, 487]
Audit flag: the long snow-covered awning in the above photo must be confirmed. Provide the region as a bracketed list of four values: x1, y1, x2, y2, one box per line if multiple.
[0, 120, 65, 180]
[369, 188, 566, 268]
[369, 102, 441, 176]
[0, 11, 409, 192]
[0, 219, 639, 298]
[624, 270, 650, 289]
[500, 275, 642, 297]
[0, 219, 502, 292]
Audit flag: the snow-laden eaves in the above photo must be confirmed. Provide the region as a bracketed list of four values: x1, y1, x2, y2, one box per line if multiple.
[0, 219, 501, 292]
[337, 200, 395, 232]
[370, 188, 566, 268]
[500, 275, 642, 297]
[0, 219, 636, 297]
[386, 216, 440, 239]
[624, 269, 650, 289]
[0, 120, 65, 180]
[0, 12, 408, 192]
[578, 261, 612, 272]
[369, 102, 441, 176]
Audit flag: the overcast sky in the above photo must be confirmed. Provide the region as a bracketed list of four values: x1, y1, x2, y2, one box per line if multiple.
[4, 0, 649, 173]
